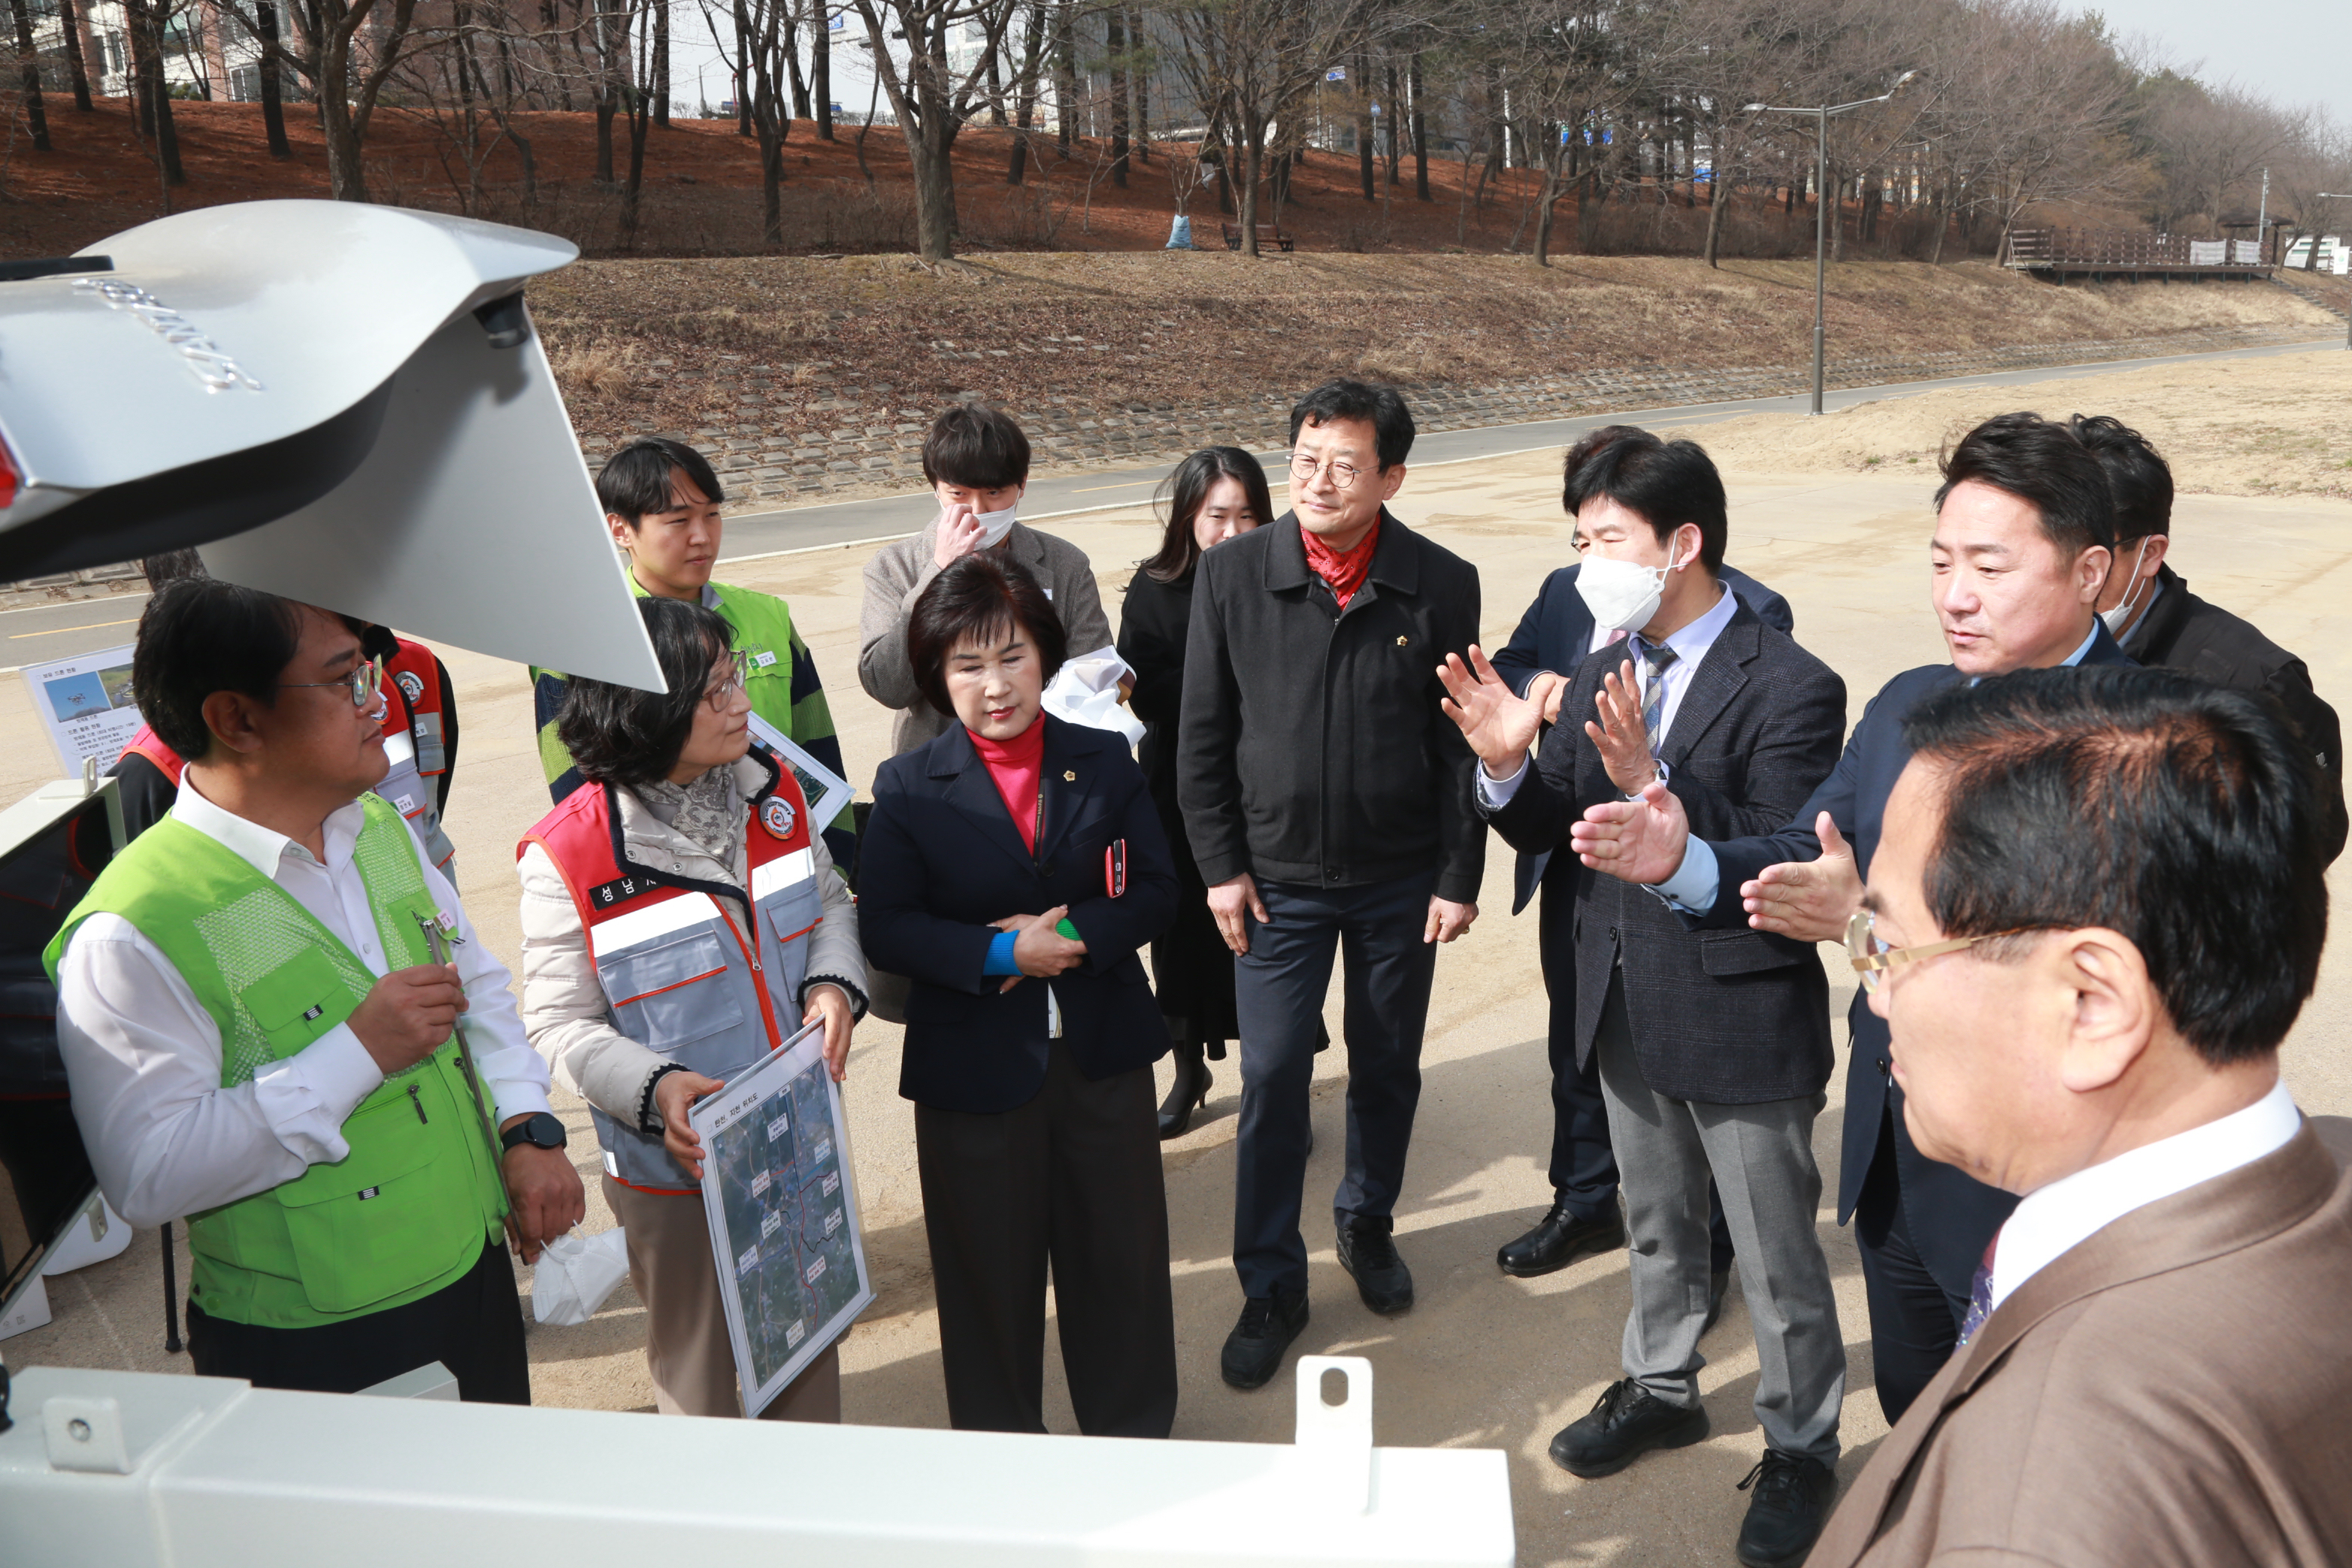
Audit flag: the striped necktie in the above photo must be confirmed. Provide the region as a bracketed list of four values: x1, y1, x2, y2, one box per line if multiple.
[1634, 637, 1678, 758]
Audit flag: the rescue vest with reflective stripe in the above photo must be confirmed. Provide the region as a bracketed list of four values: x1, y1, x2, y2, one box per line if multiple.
[43, 794, 508, 1329]
[519, 750, 822, 1194]
[384, 638, 450, 777]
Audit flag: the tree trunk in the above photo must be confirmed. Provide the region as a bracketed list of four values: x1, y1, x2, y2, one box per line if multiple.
[316, 32, 365, 198]
[620, 28, 652, 245]
[10, 0, 52, 152]
[257, 1, 290, 155]
[1534, 162, 1563, 265]
[1239, 118, 1261, 257]
[127, 0, 154, 133]
[652, 0, 668, 126]
[1052, 0, 1073, 157]
[1703, 157, 1728, 267]
[128, 0, 183, 181]
[813, 6, 831, 138]
[1105, 8, 1127, 186]
[1006, 0, 1040, 183]
[1128, 7, 1145, 161]
[735, 0, 752, 135]
[1410, 53, 1427, 201]
[1385, 61, 1400, 185]
[786, 11, 808, 119]
[910, 117, 956, 260]
[1357, 64, 1373, 201]
[56, 0, 92, 110]
[594, 0, 619, 181]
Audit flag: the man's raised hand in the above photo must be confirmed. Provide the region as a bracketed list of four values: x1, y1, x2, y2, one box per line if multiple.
[1570, 779, 1691, 885]
[932, 505, 985, 569]
[1437, 645, 1559, 781]
[1739, 813, 1861, 943]
[1585, 658, 1657, 795]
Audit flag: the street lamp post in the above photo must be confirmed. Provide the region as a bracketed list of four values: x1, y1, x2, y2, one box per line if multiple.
[1746, 71, 1921, 415]
[2316, 193, 2352, 350]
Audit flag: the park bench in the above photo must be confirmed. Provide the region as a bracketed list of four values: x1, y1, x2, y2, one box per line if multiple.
[1221, 222, 1296, 253]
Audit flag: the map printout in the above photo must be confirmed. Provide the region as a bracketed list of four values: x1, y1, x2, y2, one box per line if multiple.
[688, 1019, 872, 1415]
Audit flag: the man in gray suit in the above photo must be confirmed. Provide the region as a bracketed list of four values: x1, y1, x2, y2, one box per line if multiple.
[1813, 665, 2352, 1566]
[1440, 428, 1848, 1568]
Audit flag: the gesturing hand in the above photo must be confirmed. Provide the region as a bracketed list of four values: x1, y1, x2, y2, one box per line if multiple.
[1585, 658, 1657, 795]
[1739, 813, 1862, 943]
[349, 964, 468, 1076]
[1569, 779, 1691, 886]
[654, 1069, 725, 1181]
[1206, 873, 1270, 956]
[1437, 646, 1560, 781]
[932, 505, 985, 569]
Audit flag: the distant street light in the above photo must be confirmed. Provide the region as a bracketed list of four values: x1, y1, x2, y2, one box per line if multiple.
[1746, 70, 1922, 415]
[2317, 192, 2352, 350]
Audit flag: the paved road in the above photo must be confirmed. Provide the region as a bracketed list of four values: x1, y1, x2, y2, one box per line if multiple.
[5, 334, 2334, 667]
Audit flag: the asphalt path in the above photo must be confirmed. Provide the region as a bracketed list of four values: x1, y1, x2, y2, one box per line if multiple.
[3, 334, 2334, 668]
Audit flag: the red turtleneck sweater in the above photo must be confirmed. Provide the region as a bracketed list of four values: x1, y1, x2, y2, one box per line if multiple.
[971, 716, 1046, 850]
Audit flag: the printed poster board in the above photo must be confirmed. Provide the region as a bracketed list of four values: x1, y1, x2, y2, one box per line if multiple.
[688, 1019, 873, 1416]
[20, 642, 141, 776]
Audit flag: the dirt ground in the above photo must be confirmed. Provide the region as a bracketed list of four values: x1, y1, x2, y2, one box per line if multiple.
[12, 354, 2352, 1563]
[1691, 347, 2352, 501]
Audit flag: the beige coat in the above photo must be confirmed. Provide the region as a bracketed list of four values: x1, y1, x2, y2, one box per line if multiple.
[857, 518, 1114, 758]
[516, 756, 866, 1124]
[1812, 1116, 2352, 1568]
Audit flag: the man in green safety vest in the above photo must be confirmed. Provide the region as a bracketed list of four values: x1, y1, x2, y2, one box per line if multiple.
[531, 437, 858, 873]
[50, 580, 584, 1400]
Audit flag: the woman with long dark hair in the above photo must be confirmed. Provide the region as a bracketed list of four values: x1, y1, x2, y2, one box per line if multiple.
[1117, 447, 1275, 1137]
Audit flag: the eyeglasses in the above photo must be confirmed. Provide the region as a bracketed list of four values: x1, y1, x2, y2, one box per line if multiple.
[281, 658, 385, 713]
[1845, 907, 2031, 994]
[704, 650, 751, 711]
[1288, 453, 1364, 490]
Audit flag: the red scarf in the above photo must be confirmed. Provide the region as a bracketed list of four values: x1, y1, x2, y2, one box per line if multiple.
[971, 717, 1046, 851]
[1301, 516, 1381, 609]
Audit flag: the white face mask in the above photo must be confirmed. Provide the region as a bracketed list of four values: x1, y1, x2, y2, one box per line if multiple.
[2099, 537, 2151, 637]
[1577, 543, 1685, 634]
[974, 501, 1019, 548]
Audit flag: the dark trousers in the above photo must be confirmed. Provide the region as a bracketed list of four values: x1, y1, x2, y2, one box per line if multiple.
[913, 1041, 1177, 1438]
[186, 1235, 529, 1403]
[1233, 871, 1436, 1300]
[1539, 883, 1734, 1271]
[1853, 1112, 1970, 1425]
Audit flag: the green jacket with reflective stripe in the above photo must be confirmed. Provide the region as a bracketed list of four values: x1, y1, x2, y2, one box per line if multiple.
[44, 795, 509, 1329]
[531, 578, 855, 868]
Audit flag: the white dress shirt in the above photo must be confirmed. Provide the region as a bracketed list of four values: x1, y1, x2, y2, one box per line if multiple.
[1988, 1076, 2301, 1312]
[1478, 582, 1738, 810]
[56, 775, 550, 1227]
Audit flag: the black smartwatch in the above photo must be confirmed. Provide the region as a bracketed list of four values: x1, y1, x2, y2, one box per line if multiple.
[500, 1111, 568, 1153]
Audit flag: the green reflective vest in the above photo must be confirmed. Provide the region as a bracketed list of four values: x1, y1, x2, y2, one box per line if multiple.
[45, 794, 508, 1329]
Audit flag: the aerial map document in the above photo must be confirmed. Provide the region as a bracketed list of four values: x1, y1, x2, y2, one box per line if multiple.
[688, 1019, 873, 1415]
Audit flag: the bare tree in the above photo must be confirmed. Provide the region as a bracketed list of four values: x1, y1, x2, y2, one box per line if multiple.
[219, 0, 429, 199]
[852, 0, 1040, 262]
[702, 0, 801, 243]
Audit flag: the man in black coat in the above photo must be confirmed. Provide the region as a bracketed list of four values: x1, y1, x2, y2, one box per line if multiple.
[1179, 379, 1483, 1392]
[1488, 493, 1793, 1281]
[1445, 428, 1850, 1568]
[2072, 413, 2346, 861]
[1572, 413, 2134, 1430]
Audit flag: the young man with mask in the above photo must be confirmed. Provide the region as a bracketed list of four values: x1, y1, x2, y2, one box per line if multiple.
[1440, 428, 1850, 1568]
[2071, 413, 2345, 860]
[533, 438, 856, 871]
[1570, 412, 2131, 1430]
[1179, 379, 1483, 1392]
[51, 580, 583, 1400]
[859, 403, 1115, 759]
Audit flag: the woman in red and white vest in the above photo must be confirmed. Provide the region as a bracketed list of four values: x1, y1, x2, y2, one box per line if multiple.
[516, 597, 865, 1422]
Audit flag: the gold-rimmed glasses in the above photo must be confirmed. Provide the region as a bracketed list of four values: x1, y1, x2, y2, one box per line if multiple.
[281, 658, 385, 713]
[1845, 907, 2030, 994]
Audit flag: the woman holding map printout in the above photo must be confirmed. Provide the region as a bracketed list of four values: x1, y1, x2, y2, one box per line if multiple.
[516, 597, 868, 1421]
[859, 553, 1182, 1436]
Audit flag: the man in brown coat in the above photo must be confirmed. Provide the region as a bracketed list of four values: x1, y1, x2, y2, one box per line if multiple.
[1811, 662, 2352, 1566]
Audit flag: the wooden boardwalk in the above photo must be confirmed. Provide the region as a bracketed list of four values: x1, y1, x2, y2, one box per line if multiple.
[2005, 228, 2274, 281]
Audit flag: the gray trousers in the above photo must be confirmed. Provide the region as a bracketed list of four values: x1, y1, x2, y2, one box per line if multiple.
[1594, 973, 1845, 1462]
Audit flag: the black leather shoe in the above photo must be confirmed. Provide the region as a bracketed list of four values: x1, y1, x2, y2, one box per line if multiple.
[1157, 1044, 1212, 1140]
[1336, 1219, 1414, 1314]
[1703, 1267, 1733, 1335]
[1548, 1377, 1711, 1479]
[1220, 1291, 1310, 1390]
[1735, 1449, 1837, 1567]
[1497, 1196, 1627, 1278]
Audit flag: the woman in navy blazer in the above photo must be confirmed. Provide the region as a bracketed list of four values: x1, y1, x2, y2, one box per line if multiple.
[858, 550, 1180, 1438]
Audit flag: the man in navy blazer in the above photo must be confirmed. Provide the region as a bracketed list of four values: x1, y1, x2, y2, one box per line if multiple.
[1572, 413, 2135, 1424]
[1487, 540, 1791, 1282]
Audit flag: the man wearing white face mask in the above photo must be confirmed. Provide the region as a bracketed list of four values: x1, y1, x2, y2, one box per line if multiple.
[2071, 414, 2345, 860]
[1439, 427, 1851, 1568]
[861, 403, 1116, 759]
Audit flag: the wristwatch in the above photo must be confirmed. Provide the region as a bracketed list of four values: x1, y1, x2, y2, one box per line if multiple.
[500, 1111, 568, 1153]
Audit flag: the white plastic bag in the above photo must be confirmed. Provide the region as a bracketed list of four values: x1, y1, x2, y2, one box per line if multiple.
[1042, 645, 1144, 746]
[531, 1227, 631, 1327]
